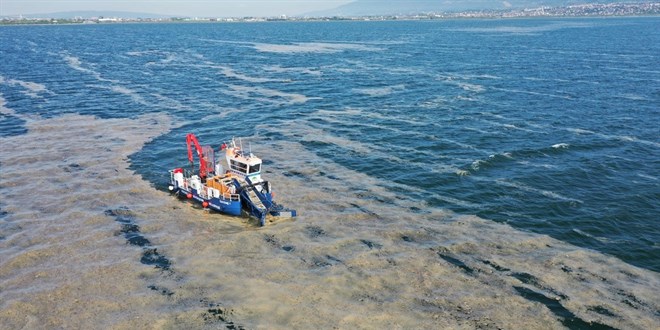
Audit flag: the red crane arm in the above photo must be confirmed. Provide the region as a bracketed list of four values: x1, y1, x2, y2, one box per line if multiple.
[186, 133, 208, 178]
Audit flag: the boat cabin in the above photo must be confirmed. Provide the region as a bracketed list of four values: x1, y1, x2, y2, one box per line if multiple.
[223, 142, 263, 181]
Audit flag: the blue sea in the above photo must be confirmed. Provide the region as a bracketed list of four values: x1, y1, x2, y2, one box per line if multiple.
[0, 18, 658, 329]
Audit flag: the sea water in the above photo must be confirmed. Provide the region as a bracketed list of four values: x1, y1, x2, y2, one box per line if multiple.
[0, 18, 658, 329]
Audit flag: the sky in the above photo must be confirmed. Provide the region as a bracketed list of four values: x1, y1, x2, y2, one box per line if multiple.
[0, 0, 354, 17]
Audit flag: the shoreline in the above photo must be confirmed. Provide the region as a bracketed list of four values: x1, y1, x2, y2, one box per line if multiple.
[1, 14, 659, 27]
[2, 2, 660, 26]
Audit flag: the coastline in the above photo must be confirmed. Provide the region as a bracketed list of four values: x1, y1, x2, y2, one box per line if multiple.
[2, 2, 659, 26]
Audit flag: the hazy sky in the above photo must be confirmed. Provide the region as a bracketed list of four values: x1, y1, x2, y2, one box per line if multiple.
[0, 0, 354, 17]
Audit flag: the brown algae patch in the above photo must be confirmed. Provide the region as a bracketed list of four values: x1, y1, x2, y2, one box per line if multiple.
[0, 113, 197, 329]
[0, 115, 659, 329]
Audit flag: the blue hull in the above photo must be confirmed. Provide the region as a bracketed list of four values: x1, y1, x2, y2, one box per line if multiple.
[175, 186, 241, 216]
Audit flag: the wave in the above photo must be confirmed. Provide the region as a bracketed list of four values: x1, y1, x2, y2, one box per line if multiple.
[436, 75, 486, 94]
[462, 126, 505, 136]
[0, 93, 13, 116]
[262, 65, 322, 76]
[221, 84, 319, 105]
[253, 42, 383, 54]
[305, 116, 471, 159]
[61, 52, 120, 84]
[126, 50, 162, 56]
[60, 52, 195, 111]
[524, 76, 570, 83]
[0, 76, 54, 99]
[259, 121, 373, 155]
[616, 93, 649, 101]
[306, 109, 473, 157]
[551, 143, 570, 149]
[138, 55, 289, 83]
[454, 73, 502, 80]
[442, 138, 488, 153]
[614, 135, 660, 148]
[457, 82, 486, 93]
[490, 86, 573, 100]
[352, 84, 405, 97]
[305, 112, 436, 150]
[62, 54, 96, 74]
[354, 110, 428, 127]
[199, 39, 384, 54]
[89, 84, 149, 106]
[455, 95, 479, 102]
[603, 66, 660, 75]
[311, 108, 363, 117]
[455, 169, 471, 176]
[566, 127, 595, 135]
[89, 85, 190, 112]
[478, 119, 546, 134]
[216, 66, 282, 83]
[160, 53, 177, 64]
[418, 96, 448, 109]
[465, 142, 573, 174]
[154, 93, 190, 110]
[572, 228, 613, 244]
[515, 160, 557, 170]
[468, 152, 514, 173]
[263, 119, 466, 179]
[494, 179, 583, 204]
[636, 173, 657, 181]
[565, 127, 660, 148]
[127, 50, 178, 64]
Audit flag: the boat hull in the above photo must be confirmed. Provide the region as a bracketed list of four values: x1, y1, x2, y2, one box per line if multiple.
[174, 186, 242, 216]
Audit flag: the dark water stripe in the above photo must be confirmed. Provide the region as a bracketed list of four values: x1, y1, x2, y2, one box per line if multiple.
[264, 233, 297, 253]
[0, 206, 14, 241]
[360, 239, 382, 250]
[513, 286, 618, 330]
[437, 252, 475, 275]
[0, 114, 27, 137]
[105, 207, 244, 329]
[480, 259, 510, 272]
[106, 208, 170, 270]
[587, 306, 617, 318]
[148, 285, 174, 297]
[511, 272, 568, 300]
[479, 257, 622, 328]
[305, 225, 326, 239]
[429, 249, 615, 328]
[431, 246, 476, 274]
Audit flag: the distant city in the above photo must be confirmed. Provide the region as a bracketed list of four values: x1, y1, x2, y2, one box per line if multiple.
[1, 2, 658, 25]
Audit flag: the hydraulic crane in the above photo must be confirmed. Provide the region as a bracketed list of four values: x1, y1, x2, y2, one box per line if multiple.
[186, 133, 214, 179]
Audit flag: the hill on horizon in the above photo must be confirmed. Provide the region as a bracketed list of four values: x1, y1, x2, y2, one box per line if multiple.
[304, 0, 643, 17]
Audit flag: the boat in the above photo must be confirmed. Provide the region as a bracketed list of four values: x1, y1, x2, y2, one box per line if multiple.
[168, 133, 296, 226]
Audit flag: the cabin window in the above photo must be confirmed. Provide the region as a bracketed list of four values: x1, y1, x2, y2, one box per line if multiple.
[230, 160, 248, 173]
[249, 164, 261, 174]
